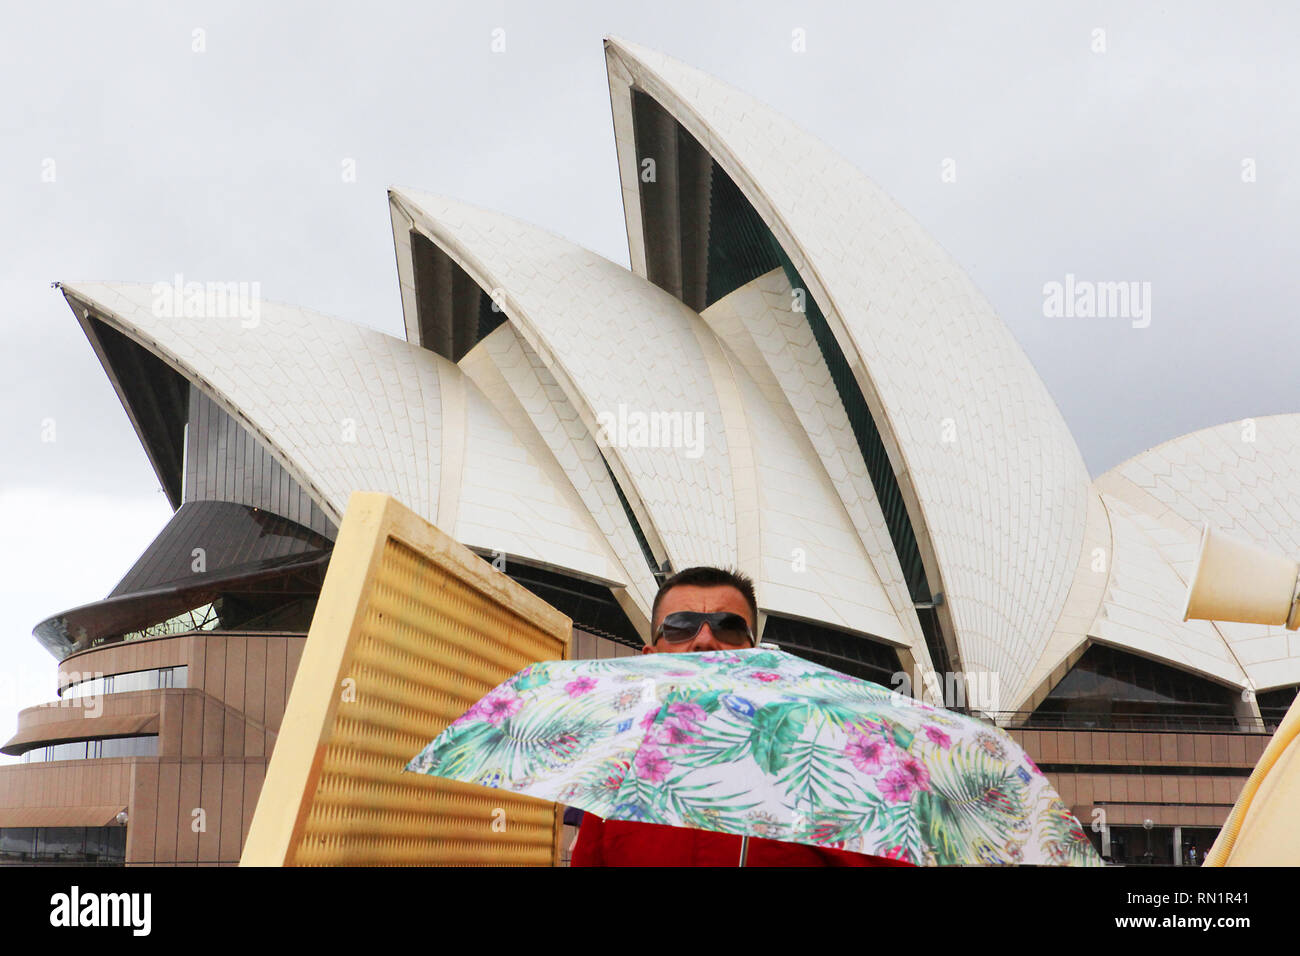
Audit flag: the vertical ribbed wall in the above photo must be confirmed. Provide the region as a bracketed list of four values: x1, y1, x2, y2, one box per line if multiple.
[242, 493, 571, 867]
[185, 385, 335, 539]
[292, 538, 562, 865]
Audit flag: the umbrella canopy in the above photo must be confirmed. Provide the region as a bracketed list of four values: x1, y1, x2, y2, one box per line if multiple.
[407, 648, 1102, 866]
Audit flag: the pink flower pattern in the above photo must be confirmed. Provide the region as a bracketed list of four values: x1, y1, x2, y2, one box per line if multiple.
[655, 722, 696, 747]
[879, 767, 917, 803]
[666, 702, 706, 727]
[565, 677, 597, 698]
[479, 691, 523, 725]
[924, 726, 952, 749]
[844, 732, 896, 774]
[896, 755, 931, 791]
[635, 747, 672, 784]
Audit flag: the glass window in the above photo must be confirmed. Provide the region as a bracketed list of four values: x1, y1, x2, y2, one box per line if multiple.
[761, 616, 902, 686]
[101, 736, 158, 758]
[106, 827, 126, 858]
[35, 827, 88, 863]
[49, 741, 88, 761]
[0, 828, 125, 866]
[0, 828, 36, 863]
[62, 665, 187, 700]
[1033, 644, 1238, 730]
[83, 826, 122, 862]
[1257, 686, 1298, 729]
[20, 735, 157, 763]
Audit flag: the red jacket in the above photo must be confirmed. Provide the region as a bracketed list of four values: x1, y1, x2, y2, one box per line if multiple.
[571, 813, 916, 867]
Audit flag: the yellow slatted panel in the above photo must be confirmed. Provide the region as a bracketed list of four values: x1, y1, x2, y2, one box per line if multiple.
[241, 492, 570, 866]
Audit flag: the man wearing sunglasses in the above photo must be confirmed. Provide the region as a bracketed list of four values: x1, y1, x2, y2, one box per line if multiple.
[642, 573, 758, 653]
[570, 566, 913, 867]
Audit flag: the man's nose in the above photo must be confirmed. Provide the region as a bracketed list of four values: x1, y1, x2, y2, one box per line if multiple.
[691, 623, 725, 651]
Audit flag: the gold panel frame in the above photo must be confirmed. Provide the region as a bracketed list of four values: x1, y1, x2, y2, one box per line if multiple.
[241, 492, 571, 865]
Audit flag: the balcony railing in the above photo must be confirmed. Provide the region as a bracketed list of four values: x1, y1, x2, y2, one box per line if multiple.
[983, 710, 1273, 735]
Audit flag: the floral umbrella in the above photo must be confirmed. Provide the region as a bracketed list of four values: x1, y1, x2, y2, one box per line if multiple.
[406, 647, 1102, 866]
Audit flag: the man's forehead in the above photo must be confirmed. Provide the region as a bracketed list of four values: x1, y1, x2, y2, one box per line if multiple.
[655, 584, 752, 626]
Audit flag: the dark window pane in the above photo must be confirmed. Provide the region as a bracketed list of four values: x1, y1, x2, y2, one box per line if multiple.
[1035, 644, 1239, 730]
[0, 828, 36, 863]
[35, 827, 87, 862]
[762, 616, 902, 686]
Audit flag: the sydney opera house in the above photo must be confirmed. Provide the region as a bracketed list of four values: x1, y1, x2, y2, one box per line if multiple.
[2, 38, 1296, 866]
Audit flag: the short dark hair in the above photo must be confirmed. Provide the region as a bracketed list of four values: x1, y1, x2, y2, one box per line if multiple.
[651, 566, 759, 634]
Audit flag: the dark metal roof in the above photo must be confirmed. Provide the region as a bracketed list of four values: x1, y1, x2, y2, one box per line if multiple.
[110, 500, 331, 598]
[34, 502, 332, 658]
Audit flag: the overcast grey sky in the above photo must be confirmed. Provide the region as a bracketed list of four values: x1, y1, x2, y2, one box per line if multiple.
[1, 1, 1297, 754]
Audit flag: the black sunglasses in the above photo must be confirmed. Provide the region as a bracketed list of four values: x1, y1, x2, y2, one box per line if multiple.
[655, 611, 754, 647]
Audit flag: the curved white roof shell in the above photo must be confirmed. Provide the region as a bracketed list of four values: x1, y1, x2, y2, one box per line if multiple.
[1091, 414, 1300, 693]
[456, 321, 659, 619]
[604, 37, 1093, 697]
[57, 281, 631, 591]
[55, 40, 1300, 706]
[1096, 414, 1300, 559]
[391, 187, 736, 573]
[388, 189, 919, 653]
[699, 269, 927, 653]
[1094, 493, 1249, 685]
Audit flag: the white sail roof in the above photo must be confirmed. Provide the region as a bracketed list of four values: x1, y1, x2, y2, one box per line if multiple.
[54, 41, 1300, 693]
[58, 281, 629, 588]
[604, 37, 1093, 696]
[1093, 415, 1300, 692]
[389, 190, 915, 649]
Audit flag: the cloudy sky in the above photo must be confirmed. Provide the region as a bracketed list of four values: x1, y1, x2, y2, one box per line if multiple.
[1, 1, 1297, 756]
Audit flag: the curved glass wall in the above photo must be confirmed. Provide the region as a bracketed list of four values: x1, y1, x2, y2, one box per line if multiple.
[61, 666, 187, 700]
[21, 735, 159, 764]
[0, 827, 126, 866]
[1033, 644, 1239, 731]
[117, 607, 217, 644]
[762, 616, 902, 686]
[1256, 685, 1298, 730]
[494, 560, 644, 650]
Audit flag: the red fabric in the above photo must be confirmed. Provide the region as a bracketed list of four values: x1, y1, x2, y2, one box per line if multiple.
[571, 813, 916, 867]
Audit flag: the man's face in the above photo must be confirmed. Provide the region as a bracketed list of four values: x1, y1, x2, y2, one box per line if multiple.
[643, 584, 755, 654]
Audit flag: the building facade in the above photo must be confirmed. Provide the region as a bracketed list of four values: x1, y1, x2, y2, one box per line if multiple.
[2, 37, 1295, 866]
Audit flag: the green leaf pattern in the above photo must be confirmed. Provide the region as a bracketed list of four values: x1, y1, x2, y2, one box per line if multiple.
[406, 649, 1103, 866]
